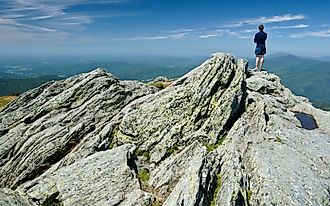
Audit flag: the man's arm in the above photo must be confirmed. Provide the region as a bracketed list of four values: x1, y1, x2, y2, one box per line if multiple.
[254, 34, 257, 43]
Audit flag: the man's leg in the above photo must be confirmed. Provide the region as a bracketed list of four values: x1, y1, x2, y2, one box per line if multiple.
[259, 55, 264, 71]
[255, 56, 260, 70]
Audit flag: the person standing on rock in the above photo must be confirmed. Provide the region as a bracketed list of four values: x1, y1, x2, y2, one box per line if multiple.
[254, 24, 267, 72]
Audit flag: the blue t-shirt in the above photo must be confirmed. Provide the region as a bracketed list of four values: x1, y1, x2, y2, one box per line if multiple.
[254, 31, 267, 47]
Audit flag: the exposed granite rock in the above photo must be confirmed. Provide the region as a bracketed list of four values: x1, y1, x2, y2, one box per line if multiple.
[0, 69, 158, 189]
[212, 72, 330, 206]
[149, 141, 206, 199]
[113, 53, 247, 163]
[162, 147, 206, 206]
[0, 53, 329, 206]
[18, 144, 153, 206]
[0, 188, 33, 206]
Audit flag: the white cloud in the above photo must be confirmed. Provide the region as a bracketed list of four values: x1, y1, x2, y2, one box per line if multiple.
[269, 24, 308, 30]
[117, 27, 254, 41]
[240, 29, 256, 33]
[0, 24, 70, 44]
[197, 29, 250, 39]
[224, 14, 306, 28]
[113, 14, 308, 42]
[198, 29, 225, 39]
[0, 0, 129, 42]
[115, 32, 190, 41]
[169, 33, 190, 39]
[251, 14, 305, 24]
[290, 30, 330, 38]
[171, 28, 196, 33]
[0, 16, 55, 32]
[237, 35, 251, 39]
[114, 36, 167, 41]
[18, 23, 56, 32]
[222, 23, 244, 28]
[142, 36, 167, 40]
[28, 15, 57, 20]
[199, 34, 222, 38]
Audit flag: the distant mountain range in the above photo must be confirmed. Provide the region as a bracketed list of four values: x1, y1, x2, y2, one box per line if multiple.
[0, 54, 329, 110]
[0, 75, 62, 96]
[0, 55, 204, 79]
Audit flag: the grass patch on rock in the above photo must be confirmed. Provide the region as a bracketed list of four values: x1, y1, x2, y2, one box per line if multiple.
[135, 149, 150, 160]
[163, 144, 180, 159]
[137, 168, 150, 190]
[109, 125, 119, 149]
[275, 135, 283, 143]
[150, 81, 172, 90]
[138, 168, 150, 182]
[247, 190, 252, 202]
[205, 135, 227, 152]
[0, 96, 16, 108]
[109, 142, 115, 149]
[210, 173, 222, 206]
[167, 144, 179, 155]
[150, 200, 163, 206]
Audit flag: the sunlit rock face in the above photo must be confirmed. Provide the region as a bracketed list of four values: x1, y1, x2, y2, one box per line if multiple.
[0, 53, 329, 206]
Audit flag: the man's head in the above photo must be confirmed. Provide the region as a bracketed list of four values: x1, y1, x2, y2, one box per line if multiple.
[259, 24, 264, 31]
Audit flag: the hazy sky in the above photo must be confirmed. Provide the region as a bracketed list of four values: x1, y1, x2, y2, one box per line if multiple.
[0, 0, 329, 57]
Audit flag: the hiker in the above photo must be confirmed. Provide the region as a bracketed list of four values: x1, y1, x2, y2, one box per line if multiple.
[254, 24, 267, 71]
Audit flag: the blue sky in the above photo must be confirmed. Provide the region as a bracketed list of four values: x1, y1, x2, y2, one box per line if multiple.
[0, 0, 329, 57]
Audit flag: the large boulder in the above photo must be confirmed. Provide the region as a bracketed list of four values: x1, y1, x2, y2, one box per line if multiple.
[212, 72, 330, 206]
[113, 53, 247, 163]
[0, 188, 33, 206]
[0, 69, 157, 189]
[18, 144, 153, 206]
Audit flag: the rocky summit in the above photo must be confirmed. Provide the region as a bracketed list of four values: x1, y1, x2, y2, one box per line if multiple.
[0, 53, 329, 206]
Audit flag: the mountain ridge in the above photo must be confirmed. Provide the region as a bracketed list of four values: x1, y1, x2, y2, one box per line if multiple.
[1, 53, 329, 111]
[0, 53, 329, 206]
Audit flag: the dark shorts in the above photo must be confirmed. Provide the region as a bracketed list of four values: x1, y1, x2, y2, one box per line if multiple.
[255, 45, 266, 56]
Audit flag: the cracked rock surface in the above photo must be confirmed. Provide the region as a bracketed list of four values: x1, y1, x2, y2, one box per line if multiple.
[0, 53, 329, 206]
[0, 69, 157, 189]
[19, 144, 153, 206]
